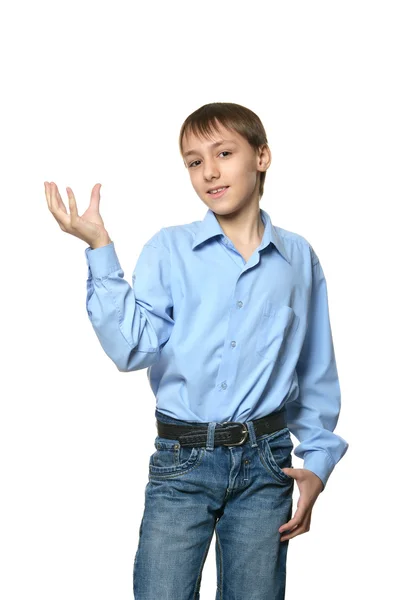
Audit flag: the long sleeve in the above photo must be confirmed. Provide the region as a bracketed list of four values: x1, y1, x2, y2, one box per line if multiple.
[286, 253, 349, 491]
[85, 228, 174, 372]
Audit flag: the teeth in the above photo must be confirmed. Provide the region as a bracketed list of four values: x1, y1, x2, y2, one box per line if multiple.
[209, 187, 226, 194]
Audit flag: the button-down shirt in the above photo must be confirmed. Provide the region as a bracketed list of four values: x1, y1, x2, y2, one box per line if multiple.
[85, 208, 348, 489]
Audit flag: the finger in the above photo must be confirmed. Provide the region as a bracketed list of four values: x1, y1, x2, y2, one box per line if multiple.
[46, 181, 57, 212]
[280, 524, 308, 542]
[66, 186, 79, 222]
[279, 506, 306, 533]
[279, 518, 300, 534]
[89, 183, 101, 211]
[48, 182, 70, 230]
[280, 521, 300, 533]
[281, 467, 295, 479]
[55, 187, 68, 215]
[44, 181, 51, 209]
[50, 182, 60, 215]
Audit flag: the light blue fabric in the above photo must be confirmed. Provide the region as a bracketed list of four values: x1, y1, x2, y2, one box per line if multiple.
[85, 208, 348, 489]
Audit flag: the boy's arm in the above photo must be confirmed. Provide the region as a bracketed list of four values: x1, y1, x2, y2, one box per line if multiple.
[85, 228, 174, 371]
[286, 251, 349, 491]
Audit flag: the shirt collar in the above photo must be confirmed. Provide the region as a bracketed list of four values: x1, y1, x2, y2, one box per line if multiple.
[192, 207, 290, 264]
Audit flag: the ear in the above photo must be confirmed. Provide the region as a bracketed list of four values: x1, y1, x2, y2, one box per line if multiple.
[258, 144, 271, 171]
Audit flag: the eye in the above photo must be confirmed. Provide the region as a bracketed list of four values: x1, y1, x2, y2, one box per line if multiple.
[188, 151, 232, 168]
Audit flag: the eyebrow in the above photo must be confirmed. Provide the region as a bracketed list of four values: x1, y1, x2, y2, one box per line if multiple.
[183, 139, 237, 159]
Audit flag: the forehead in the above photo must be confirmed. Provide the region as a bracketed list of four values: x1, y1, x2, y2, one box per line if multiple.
[182, 123, 243, 156]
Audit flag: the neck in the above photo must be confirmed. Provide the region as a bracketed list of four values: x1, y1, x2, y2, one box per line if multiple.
[214, 202, 264, 246]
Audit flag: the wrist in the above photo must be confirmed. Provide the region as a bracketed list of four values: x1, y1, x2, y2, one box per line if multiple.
[90, 235, 112, 249]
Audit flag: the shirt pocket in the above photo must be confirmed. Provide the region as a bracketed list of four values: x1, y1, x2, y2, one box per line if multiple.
[255, 300, 300, 364]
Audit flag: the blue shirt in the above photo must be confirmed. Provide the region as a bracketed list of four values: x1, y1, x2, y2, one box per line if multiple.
[85, 207, 348, 489]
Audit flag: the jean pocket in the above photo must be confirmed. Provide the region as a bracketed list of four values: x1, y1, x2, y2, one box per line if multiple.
[149, 436, 204, 477]
[257, 428, 294, 484]
[255, 301, 299, 364]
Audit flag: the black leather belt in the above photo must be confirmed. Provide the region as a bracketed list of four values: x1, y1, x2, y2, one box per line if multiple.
[156, 408, 287, 447]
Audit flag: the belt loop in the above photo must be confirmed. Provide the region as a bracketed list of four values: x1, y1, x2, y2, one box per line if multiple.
[206, 422, 217, 451]
[246, 420, 258, 448]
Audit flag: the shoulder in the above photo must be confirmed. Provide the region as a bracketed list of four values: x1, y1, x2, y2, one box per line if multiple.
[157, 217, 202, 249]
[140, 214, 201, 255]
[274, 224, 319, 267]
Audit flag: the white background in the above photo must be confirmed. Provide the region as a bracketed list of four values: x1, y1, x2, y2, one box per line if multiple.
[1, 1, 397, 598]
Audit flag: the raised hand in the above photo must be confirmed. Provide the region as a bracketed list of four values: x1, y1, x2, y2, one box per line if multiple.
[44, 181, 111, 248]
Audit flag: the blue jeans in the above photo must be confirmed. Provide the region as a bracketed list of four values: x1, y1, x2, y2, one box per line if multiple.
[133, 409, 294, 599]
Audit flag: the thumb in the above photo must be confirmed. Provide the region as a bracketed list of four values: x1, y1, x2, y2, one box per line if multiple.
[281, 467, 296, 478]
[89, 183, 102, 212]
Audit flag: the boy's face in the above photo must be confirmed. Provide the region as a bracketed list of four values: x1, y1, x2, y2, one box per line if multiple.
[181, 121, 271, 216]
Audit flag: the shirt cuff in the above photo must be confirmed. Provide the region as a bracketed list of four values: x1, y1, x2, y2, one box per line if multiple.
[85, 242, 121, 279]
[302, 449, 335, 492]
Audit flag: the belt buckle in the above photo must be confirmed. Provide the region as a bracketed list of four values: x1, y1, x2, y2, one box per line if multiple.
[220, 421, 248, 446]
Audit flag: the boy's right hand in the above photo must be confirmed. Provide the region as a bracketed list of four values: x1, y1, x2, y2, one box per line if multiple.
[45, 181, 111, 248]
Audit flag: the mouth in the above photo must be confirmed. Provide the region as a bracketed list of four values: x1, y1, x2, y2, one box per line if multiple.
[207, 186, 229, 198]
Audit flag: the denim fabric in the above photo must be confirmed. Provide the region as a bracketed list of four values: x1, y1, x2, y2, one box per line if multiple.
[133, 409, 294, 599]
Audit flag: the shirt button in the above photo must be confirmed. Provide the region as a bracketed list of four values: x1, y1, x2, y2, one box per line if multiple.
[230, 341, 236, 347]
[221, 382, 227, 390]
[236, 301, 243, 308]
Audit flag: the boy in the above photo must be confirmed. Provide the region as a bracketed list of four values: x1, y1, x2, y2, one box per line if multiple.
[44, 102, 348, 599]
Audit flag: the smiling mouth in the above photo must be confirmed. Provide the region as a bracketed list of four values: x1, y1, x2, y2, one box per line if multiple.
[207, 186, 229, 197]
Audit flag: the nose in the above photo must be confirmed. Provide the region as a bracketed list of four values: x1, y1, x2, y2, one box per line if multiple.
[203, 159, 221, 183]
[204, 174, 221, 188]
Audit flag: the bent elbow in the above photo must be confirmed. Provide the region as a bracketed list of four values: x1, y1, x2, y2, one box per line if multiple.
[115, 347, 160, 372]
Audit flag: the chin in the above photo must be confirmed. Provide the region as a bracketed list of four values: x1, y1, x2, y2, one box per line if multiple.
[209, 204, 242, 219]
[201, 194, 233, 211]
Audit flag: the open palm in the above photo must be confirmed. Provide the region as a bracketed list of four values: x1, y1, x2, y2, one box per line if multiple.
[45, 181, 110, 246]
